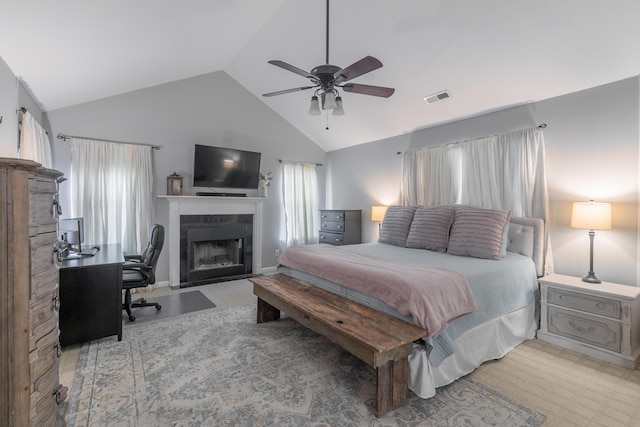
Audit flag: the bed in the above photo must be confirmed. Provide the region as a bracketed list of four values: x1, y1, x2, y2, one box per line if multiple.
[277, 205, 544, 399]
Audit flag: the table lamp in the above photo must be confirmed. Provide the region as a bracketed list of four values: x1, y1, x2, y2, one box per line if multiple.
[571, 201, 611, 283]
[371, 205, 388, 228]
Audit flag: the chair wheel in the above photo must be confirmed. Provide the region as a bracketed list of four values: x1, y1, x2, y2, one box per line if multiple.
[129, 315, 136, 321]
[139, 298, 147, 304]
[155, 304, 162, 310]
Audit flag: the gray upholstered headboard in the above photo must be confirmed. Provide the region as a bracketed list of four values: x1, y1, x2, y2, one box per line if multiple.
[506, 217, 545, 277]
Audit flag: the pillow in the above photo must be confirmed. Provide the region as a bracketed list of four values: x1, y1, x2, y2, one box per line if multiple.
[378, 206, 417, 247]
[406, 206, 455, 252]
[447, 206, 511, 260]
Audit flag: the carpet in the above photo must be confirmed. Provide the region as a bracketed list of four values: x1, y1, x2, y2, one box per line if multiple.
[64, 305, 546, 426]
[124, 290, 216, 323]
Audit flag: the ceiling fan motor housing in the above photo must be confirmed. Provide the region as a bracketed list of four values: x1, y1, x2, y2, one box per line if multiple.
[311, 64, 342, 88]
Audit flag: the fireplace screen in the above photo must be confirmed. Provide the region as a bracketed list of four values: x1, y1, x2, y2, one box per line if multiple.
[182, 221, 253, 286]
[193, 239, 242, 270]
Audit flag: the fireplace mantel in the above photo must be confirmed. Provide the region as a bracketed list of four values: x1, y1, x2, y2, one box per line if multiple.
[158, 195, 265, 287]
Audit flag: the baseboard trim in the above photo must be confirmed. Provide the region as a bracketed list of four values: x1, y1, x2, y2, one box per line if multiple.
[260, 266, 278, 275]
[156, 268, 277, 291]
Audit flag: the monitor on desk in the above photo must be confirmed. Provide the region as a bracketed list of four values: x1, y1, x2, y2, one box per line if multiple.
[59, 217, 84, 252]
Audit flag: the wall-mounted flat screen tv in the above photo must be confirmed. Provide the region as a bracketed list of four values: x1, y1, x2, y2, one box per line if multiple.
[193, 144, 261, 189]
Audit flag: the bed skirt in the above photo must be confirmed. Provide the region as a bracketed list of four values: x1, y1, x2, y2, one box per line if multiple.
[409, 303, 537, 398]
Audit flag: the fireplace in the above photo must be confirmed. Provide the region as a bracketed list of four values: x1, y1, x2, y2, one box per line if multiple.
[158, 195, 265, 288]
[181, 215, 253, 286]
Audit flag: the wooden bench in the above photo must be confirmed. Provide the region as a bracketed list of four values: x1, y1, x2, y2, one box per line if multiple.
[249, 273, 427, 417]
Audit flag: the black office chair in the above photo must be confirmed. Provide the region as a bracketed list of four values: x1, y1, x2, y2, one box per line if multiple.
[122, 224, 164, 321]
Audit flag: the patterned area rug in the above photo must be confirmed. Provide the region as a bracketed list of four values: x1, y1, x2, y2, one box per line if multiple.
[63, 305, 546, 426]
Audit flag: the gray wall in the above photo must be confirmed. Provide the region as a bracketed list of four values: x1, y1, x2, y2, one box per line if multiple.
[0, 57, 46, 159]
[329, 77, 640, 286]
[44, 71, 327, 282]
[0, 57, 19, 157]
[3, 52, 639, 286]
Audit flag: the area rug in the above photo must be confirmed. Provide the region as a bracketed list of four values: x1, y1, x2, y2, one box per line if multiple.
[123, 290, 215, 323]
[64, 305, 546, 426]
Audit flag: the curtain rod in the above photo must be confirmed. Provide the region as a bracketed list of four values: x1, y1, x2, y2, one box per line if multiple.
[278, 159, 323, 167]
[396, 123, 547, 155]
[56, 132, 162, 150]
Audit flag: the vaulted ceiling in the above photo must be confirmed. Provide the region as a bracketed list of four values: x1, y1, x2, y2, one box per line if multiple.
[2, 0, 639, 151]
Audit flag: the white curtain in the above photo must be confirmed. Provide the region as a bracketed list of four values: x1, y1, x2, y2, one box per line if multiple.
[19, 110, 52, 168]
[401, 127, 553, 274]
[282, 161, 319, 247]
[70, 139, 155, 254]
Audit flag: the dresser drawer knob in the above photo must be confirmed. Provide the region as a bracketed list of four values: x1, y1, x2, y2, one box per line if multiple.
[596, 302, 604, 309]
[55, 343, 62, 358]
[53, 295, 60, 311]
[559, 295, 566, 301]
[53, 384, 68, 404]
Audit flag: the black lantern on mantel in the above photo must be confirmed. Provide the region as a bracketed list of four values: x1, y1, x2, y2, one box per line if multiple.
[167, 172, 183, 195]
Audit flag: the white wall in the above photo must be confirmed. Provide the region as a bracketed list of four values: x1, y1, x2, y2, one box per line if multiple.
[45, 70, 327, 283]
[328, 77, 640, 286]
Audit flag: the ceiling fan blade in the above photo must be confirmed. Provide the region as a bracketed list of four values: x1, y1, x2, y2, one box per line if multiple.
[333, 56, 383, 84]
[268, 60, 317, 81]
[263, 86, 317, 97]
[342, 83, 395, 98]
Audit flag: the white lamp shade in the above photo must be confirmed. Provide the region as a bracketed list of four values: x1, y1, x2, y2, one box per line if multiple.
[571, 201, 611, 230]
[333, 96, 344, 115]
[322, 91, 337, 110]
[308, 96, 321, 115]
[371, 205, 388, 222]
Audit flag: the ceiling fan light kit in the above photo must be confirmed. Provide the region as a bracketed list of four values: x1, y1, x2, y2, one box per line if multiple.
[263, 0, 394, 117]
[333, 96, 344, 115]
[309, 96, 321, 115]
[322, 91, 337, 110]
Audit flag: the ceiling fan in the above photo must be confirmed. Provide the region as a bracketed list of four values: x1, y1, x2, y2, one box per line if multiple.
[262, 0, 395, 116]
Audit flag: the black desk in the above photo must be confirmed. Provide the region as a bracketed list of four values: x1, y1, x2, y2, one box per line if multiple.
[58, 244, 124, 346]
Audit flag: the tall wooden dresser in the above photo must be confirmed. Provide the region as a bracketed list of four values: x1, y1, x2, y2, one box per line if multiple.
[0, 158, 66, 426]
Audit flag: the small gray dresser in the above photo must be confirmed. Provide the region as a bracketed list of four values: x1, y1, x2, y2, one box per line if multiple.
[319, 210, 361, 245]
[538, 274, 640, 368]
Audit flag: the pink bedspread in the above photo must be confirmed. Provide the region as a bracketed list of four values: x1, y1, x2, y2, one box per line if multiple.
[278, 244, 477, 337]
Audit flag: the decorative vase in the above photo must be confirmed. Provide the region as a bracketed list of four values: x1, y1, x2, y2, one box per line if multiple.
[260, 186, 268, 198]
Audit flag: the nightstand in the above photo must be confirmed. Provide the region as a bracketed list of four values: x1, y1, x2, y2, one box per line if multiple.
[538, 274, 640, 368]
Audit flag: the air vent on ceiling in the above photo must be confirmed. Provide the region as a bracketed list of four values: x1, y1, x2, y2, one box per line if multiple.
[423, 90, 451, 105]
